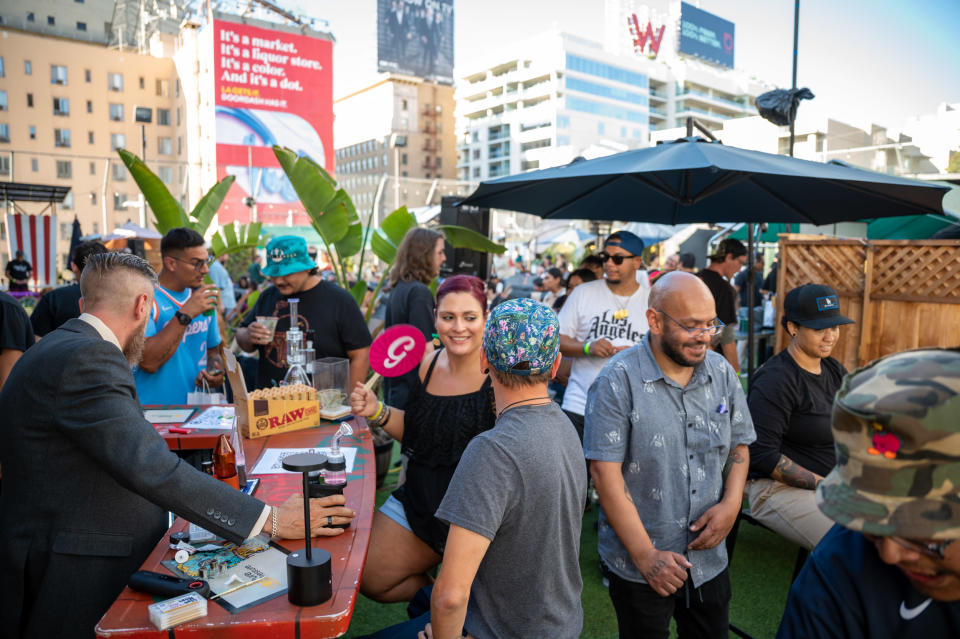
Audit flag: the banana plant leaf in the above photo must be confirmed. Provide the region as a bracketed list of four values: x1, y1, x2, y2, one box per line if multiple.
[370, 207, 417, 264]
[190, 176, 236, 235]
[273, 146, 348, 244]
[437, 225, 507, 254]
[118, 149, 189, 233]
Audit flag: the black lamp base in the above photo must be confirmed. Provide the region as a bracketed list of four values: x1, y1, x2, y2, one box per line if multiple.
[287, 547, 332, 606]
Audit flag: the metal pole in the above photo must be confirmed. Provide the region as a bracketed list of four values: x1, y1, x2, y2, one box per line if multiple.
[140, 124, 147, 227]
[747, 224, 756, 383]
[393, 146, 400, 211]
[788, 0, 799, 158]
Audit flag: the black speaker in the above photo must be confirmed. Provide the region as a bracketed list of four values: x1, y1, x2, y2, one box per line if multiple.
[127, 239, 147, 259]
[438, 196, 491, 280]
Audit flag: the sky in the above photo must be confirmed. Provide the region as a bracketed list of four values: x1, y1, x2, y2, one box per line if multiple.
[296, 0, 960, 131]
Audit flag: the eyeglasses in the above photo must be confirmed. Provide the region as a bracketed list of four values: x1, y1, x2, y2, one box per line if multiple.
[864, 533, 954, 560]
[599, 252, 637, 265]
[656, 309, 725, 338]
[170, 255, 214, 272]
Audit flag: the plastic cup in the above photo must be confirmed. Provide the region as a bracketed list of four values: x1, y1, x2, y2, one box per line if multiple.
[256, 316, 279, 344]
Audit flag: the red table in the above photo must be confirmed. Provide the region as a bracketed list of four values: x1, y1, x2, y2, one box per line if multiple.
[95, 411, 375, 638]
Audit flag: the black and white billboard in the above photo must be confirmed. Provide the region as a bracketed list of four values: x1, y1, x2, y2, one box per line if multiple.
[377, 0, 454, 85]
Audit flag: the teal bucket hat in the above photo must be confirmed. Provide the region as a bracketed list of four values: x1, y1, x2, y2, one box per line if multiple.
[262, 236, 315, 278]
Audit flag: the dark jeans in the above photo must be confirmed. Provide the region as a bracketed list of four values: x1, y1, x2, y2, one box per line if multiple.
[355, 586, 468, 639]
[607, 567, 730, 639]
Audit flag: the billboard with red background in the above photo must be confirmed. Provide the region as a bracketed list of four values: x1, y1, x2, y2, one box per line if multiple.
[213, 19, 333, 225]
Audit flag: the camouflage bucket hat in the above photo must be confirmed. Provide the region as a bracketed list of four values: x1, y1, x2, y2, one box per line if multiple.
[484, 298, 559, 376]
[816, 347, 960, 540]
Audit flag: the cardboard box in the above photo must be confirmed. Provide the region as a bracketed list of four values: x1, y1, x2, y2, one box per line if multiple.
[224, 350, 321, 438]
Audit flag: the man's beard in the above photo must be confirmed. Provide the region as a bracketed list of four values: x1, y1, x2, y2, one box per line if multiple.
[660, 333, 706, 368]
[124, 316, 148, 366]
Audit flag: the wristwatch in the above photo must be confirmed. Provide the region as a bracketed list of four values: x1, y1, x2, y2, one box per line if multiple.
[174, 311, 192, 326]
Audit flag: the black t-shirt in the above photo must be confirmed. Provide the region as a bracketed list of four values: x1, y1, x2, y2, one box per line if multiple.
[30, 284, 82, 336]
[698, 268, 737, 324]
[762, 262, 779, 294]
[241, 281, 372, 388]
[747, 349, 847, 479]
[5, 259, 32, 282]
[734, 268, 763, 308]
[383, 279, 435, 409]
[0, 290, 35, 353]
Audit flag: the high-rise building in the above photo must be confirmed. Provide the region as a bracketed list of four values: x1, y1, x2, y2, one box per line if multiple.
[334, 76, 457, 221]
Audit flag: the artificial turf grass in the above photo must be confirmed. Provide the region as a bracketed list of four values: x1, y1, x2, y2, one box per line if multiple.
[344, 442, 799, 638]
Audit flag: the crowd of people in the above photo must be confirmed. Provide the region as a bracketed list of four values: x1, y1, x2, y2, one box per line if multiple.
[0, 224, 958, 639]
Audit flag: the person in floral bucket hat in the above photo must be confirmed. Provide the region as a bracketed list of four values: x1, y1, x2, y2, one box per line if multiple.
[414, 298, 586, 638]
[778, 347, 960, 639]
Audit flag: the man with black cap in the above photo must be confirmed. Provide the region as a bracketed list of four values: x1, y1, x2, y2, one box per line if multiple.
[698, 238, 746, 373]
[746, 284, 855, 550]
[777, 347, 960, 638]
[558, 230, 650, 443]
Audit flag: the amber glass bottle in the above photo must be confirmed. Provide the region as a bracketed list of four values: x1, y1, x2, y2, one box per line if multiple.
[213, 434, 240, 489]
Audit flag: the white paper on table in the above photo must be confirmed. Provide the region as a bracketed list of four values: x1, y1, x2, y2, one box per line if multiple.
[250, 447, 358, 475]
[144, 408, 196, 424]
[185, 406, 235, 430]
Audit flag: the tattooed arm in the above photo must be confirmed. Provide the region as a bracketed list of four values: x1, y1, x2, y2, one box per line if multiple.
[771, 454, 822, 490]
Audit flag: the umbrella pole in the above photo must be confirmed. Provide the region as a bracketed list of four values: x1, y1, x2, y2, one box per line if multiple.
[747, 223, 756, 385]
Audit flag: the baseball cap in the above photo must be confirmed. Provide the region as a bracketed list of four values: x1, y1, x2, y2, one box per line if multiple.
[708, 238, 746, 261]
[783, 283, 854, 330]
[604, 230, 645, 257]
[816, 347, 960, 540]
[484, 298, 560, 376]
[261, 236, 316, 278]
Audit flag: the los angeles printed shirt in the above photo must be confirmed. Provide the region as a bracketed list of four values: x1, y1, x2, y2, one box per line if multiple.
[558, 278, 650, 416]
[133, 284, 221, 404]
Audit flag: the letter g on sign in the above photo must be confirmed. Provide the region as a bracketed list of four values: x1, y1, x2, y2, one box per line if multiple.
[369, 324, 427, 378]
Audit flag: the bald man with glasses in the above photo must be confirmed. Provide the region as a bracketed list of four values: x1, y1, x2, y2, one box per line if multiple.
[133, 227, 224, 404]
[585, 272, 755, 638]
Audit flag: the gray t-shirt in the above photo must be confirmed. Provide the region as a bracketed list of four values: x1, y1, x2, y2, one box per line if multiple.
[436, 402, 586, 639]
[584, 335, 755, 587]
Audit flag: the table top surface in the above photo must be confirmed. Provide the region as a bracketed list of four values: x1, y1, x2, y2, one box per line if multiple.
[95, 410, 375, 639]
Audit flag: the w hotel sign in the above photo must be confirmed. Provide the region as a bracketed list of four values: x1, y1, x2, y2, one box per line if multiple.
[627, 14, 665, 58]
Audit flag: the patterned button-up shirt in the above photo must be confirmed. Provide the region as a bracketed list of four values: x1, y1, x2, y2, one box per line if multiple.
[584, 334, 755, 587]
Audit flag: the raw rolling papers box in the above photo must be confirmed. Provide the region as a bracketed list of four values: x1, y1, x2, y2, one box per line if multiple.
[224, 350, 320, 438]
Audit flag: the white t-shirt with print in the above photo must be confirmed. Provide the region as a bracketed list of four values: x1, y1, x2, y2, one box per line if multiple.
[558, 278, 650, 416]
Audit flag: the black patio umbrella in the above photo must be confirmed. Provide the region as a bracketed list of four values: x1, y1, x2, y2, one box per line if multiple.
[66, 215, 82, 271]
[458, 136, 950, 378]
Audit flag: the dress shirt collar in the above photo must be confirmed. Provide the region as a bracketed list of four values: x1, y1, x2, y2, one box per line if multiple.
[78, 313, 123, 352]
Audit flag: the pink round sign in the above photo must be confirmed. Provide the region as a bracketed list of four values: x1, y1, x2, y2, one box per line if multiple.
[369, 324, 427, 378]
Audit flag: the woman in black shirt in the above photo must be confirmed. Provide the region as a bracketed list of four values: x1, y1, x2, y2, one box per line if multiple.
[746, 283, 854, 550]
[350, 275, 495, 603]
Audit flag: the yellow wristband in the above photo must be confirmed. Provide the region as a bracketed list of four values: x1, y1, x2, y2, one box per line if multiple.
[371, 401, 384, 421]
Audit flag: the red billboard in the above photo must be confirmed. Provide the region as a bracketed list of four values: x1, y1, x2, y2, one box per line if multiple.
[212, 19, 333, 225]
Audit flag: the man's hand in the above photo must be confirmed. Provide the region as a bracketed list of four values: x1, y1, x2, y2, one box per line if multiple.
[687, 501, 739, 551]
[634, 548, 692, 597]
[180, 284, 220, 319]
[268, 494, 356, 538]
[194, 368, 225, 389]
[587, 338, 617, 358]
[246, 321, 274, 345]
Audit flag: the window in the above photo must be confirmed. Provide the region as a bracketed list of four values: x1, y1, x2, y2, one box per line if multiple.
[86, 100, 92, 113]
[158, 137, 172, 155]
[89, 161, 95, 175]
[90, 193, 96, 205]
[26, 93, 33, 107]
[597, 122, 605, 135]
[0, 91, 6, 111]
[156, 79, 170, 97]
[54, 128, 71, 147]
[47, 16, 55, 26]
[56, 160, 72, 179]
[401, 153, 408, 166]
[87, 131, 94, 144]
[176, 108, 181, 126]
[113, 193, 127, 211]
[112, 162, 126, 180]
[566, 77, 649, 107]
[566, 96, 648, 124]
[401, 99, 408, 110]
[62, 192, 74, 210]
[108, 73, 123, 92]
[50, 65, 67, 85]
[176, 137, 182, 155]
[76, 21, 86, 31]
[157, 108, 171, 126]
[109, 103, 123, 121]
[110, 133, 125, 150]
[566, 54, 648, 89]
[28, 125, 35, 139]
[0, 58, 3, 78]
[0, 156, 9, 176]
[27, 12, 35, 22]
[31, 158, 39, 172]
[139, 76, 145, 89]
[159, 166, 173, 184]
[53, 97, 69, 116]
[24, 60, 32, 75]
[84, 69, 91, 83]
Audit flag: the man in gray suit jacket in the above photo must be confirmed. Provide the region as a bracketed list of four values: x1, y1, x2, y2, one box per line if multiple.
[0, 253, 355, 638]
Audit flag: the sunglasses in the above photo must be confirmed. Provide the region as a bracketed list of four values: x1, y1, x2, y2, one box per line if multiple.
[864, 533, 954, 560]
[599, 252, 637, 265]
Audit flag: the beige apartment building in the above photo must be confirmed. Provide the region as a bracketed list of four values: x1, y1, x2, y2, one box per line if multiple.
[334, 76, 457, 222]
[0, 26, 186, 268]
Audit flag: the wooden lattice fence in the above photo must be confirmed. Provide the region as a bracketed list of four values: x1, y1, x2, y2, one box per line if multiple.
[775, 236, 960, 370]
